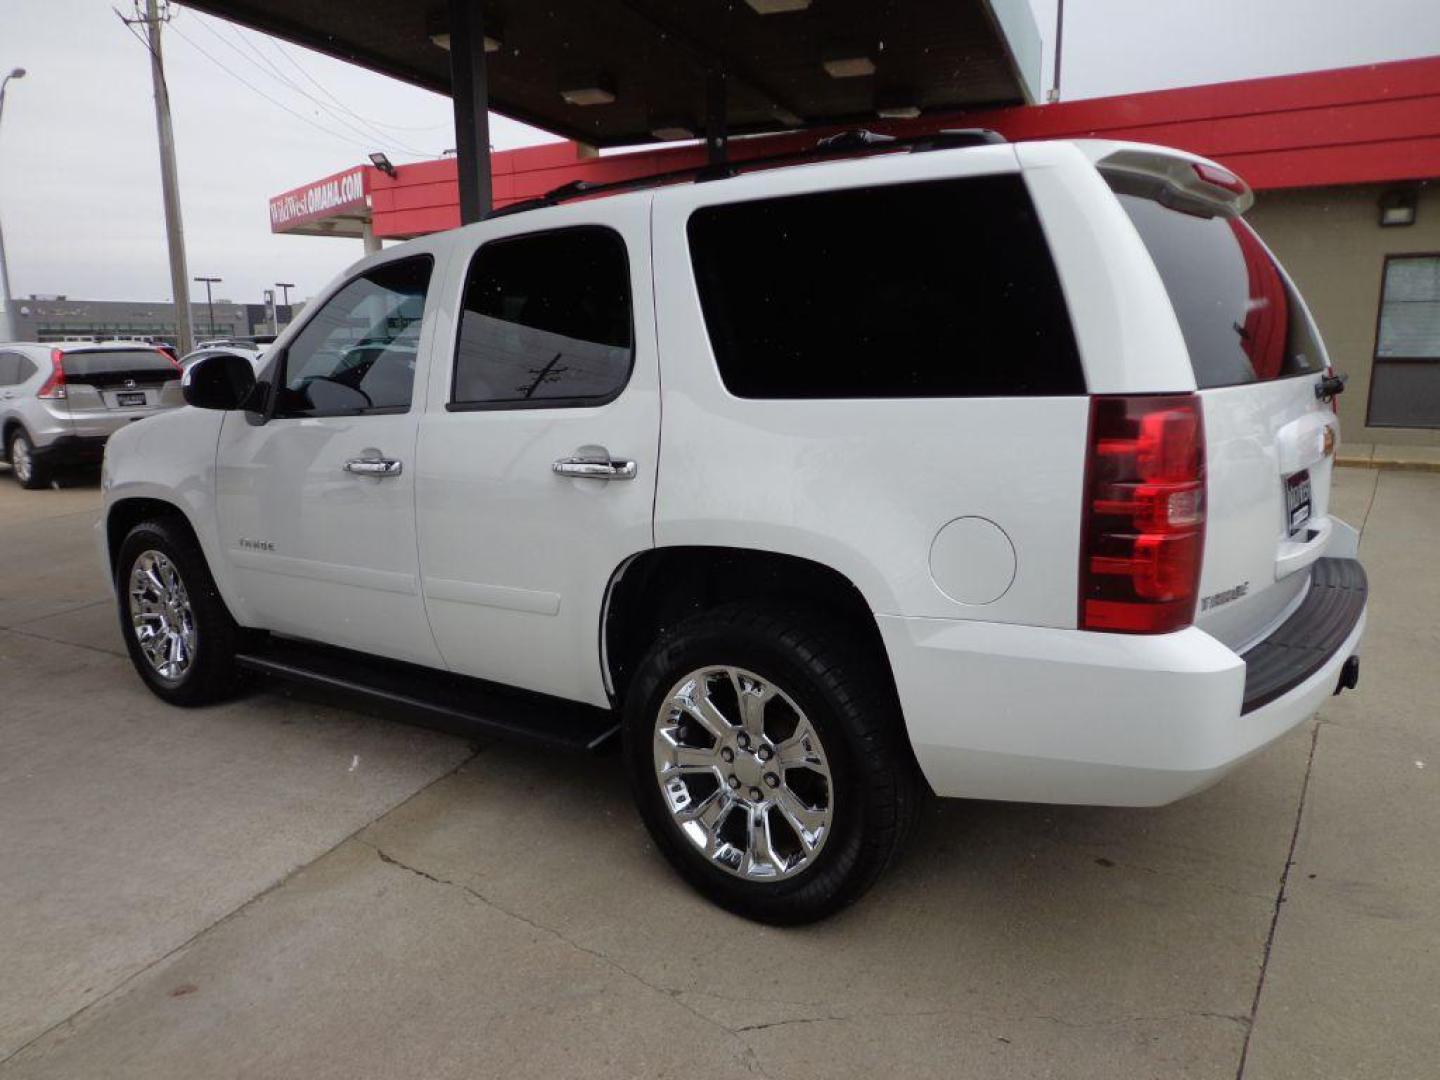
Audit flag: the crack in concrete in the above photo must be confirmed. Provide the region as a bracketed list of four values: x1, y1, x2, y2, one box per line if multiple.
[0, 747, 485, 1071]
[733, 1007, 1249, 1035]
[365, 842, 777, 1078]
[1234, 722, 1321, 1080]
[367, 841, 1252, 1079]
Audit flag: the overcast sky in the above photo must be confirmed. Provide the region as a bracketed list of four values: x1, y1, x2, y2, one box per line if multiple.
[1, 0, 1437, 307]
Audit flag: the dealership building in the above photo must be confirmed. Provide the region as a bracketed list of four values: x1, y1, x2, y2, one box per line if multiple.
[9, 296, 298, 348]
[269, 56, 1440, 446]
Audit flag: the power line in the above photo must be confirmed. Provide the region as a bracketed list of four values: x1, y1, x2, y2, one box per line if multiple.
[162, 19, 383, 156]
[268, 36, 451, 134]
[193, 14, 433, 157]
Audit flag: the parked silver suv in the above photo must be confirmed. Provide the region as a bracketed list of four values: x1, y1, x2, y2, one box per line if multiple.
[0, 342, 183, 489]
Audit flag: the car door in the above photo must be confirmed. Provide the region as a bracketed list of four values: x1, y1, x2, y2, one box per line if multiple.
[414, 199, 659, 706]
[215, 253, 445, 667]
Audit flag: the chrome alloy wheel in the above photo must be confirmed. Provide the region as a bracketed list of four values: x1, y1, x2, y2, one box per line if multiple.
[10, 436, 32, 485]
[127, 550, 197, 682]
[654, 666, 834, 881]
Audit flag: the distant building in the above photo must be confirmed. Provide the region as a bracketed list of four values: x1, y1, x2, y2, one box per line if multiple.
[9, 297, 301, 348]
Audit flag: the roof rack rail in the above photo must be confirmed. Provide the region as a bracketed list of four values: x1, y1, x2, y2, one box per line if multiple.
[483, 127, 1008, 219]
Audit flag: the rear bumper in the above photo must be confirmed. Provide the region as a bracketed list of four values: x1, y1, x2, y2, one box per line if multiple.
[32, 435, 109, 467]
[880, 558, 1367, 807]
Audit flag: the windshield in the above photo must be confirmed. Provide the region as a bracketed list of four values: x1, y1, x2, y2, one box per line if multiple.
[1114, 192, 1322, 389]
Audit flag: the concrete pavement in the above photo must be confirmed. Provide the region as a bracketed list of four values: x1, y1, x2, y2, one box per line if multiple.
[1, 466, 1436, 1078]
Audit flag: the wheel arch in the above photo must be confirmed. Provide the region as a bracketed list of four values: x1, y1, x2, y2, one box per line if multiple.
[105, 497, 205, 579]
[601, 545, 901, 713]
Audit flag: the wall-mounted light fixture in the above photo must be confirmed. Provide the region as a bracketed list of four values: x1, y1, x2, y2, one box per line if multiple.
[1379, 187, 1419, 228]
[369, 152, 397, 177]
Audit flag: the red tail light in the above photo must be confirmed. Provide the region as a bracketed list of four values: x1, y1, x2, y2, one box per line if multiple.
[37, 348, 67, 400]
[1080, 394, 1206, 633]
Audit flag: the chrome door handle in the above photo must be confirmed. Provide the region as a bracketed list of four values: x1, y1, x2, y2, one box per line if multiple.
[344, 456, 403, 477]
[552, 456, 637, 481]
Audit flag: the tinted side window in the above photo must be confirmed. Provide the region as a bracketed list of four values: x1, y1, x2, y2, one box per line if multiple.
[451, 227, 633, 408]
[277, 257, 433, 417]
[686, 175, 1084, 399]
[0, 353, 19, 386]
[15, 355, 37, 383]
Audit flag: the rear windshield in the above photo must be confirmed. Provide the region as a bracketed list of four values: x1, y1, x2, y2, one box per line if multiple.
[687, 174, 1084, 399]
[62, 350, 176, 379]
[1115, 193, 1321, 389]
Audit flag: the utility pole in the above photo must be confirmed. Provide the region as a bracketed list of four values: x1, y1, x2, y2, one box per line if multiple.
[194, 275, 220, 338]
[0, 67, 26, 342]
[139, 0, 195, 354]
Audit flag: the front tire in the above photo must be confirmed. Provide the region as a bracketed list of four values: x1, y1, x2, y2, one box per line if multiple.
[7, 429, 48, 490]
[624, 603, 919, 924]
[116, 518, 245, 706]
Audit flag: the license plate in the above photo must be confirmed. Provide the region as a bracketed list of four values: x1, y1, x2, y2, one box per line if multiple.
[1285, 469, 1313, 535]
[116, 391, 146, 407]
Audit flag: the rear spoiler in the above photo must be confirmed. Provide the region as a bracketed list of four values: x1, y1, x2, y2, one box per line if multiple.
[1078, 141, 1254, 217]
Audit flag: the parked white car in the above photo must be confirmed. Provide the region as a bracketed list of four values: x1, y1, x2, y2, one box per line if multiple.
[98, 136, 1366, 923]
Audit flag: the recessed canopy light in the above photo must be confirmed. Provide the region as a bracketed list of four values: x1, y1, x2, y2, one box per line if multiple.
[876, 104, 920, 119]
[771, 107, 805, 127]
[561, 80, 616, 106]
[650, 124, 696, 141]
[428, 32, 501, 52]
[745, 0, 812, 12]
[823, 56, 875, 79]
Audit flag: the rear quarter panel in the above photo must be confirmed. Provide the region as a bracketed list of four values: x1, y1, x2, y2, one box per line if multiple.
[651, 149, 1090, 626]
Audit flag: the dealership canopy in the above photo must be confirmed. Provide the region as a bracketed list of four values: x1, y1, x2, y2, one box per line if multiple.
[184, 0, 1043, 221]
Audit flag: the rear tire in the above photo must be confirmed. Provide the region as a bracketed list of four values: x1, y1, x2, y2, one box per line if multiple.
[7, 429, 48, 490]
[116, 518, 245, 706]
[623, 602, 919, 924]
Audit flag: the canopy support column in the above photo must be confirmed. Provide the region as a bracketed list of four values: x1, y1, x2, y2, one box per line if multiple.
[705, 70, 728, 166]
[449, 0, 492, 223]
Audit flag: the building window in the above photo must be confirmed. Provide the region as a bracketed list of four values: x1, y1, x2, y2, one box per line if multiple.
[1369, 255, 1440, 428]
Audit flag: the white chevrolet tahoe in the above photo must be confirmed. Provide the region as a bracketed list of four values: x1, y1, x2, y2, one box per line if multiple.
[100, 136, 1367, 924]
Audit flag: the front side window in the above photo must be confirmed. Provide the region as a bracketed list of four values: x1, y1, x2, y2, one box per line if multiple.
[276, 256, 433, 417]
[1369, 255, 1440, 428]
[450, 226, 633, 408]
[686, 175, 1084, 399]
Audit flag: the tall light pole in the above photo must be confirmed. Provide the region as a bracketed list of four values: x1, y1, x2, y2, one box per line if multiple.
[194, 276, 221, 339]
[0, 67, 27, 342]
[275, 281, 294, 328]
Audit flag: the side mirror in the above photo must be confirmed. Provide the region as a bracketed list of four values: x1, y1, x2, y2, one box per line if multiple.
[183, 353, 257, 411]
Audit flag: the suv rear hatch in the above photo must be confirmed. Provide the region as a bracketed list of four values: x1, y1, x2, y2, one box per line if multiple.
[1102, 150, 1339, 651]
[58, 348, 181, 414]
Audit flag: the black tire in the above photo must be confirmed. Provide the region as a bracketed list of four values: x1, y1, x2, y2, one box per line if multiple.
[116, 517, 245, 706]
[623, 602, 919, 925]
[7, 428, 48, 490]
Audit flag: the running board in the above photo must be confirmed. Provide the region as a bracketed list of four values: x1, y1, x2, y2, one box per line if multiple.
[235, 638, 620, 753]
